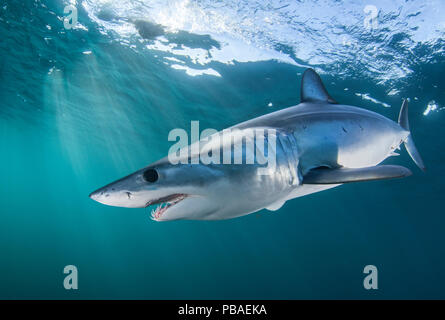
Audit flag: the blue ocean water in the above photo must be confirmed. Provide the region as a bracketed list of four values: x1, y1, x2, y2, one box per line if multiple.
[0, 0, 444, 299]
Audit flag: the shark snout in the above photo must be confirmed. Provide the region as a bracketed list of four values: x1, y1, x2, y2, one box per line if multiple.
[89, 185, 144, 208]
[89, 187, 114, 205]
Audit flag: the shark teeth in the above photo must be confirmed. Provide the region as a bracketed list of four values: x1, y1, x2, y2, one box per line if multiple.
[151, 203, 171, 221]
[149, 194, 187, 221]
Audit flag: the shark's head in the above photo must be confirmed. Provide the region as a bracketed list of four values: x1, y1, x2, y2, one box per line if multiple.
[89, 128, 294, 221]
[89, 151, 291, 221]
[89, 158, 246, 221]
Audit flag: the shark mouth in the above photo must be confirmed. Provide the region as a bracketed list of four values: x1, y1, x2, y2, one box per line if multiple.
[146, 193, 188, 221]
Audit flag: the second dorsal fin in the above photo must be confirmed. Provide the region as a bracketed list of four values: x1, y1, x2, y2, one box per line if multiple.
[301, 68, 337, 104]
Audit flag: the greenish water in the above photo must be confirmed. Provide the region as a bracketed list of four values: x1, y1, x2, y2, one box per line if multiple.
[0, 0, 444, 299]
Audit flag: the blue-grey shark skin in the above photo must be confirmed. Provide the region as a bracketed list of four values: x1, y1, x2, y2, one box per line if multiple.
[89, 69, 424, 221]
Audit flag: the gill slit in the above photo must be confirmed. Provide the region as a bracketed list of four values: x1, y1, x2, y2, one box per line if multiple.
[277, 132, 301, 186]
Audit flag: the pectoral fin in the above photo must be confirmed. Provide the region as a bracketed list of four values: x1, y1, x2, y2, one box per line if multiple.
[303, 165, 412, 184]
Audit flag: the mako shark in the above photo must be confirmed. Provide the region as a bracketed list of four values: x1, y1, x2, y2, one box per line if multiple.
[89, 69, 425, 221]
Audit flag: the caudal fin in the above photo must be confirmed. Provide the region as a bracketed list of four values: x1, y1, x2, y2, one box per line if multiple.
[398, 99, 426, 171]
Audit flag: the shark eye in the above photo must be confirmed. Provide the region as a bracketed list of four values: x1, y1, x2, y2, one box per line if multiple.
[143, 169, 158, 183]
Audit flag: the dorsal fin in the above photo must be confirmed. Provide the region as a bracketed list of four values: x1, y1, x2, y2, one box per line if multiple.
[301, 68, 337, 104]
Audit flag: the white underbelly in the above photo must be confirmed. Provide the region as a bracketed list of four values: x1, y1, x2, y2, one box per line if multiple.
[337, 139, 391, 168]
